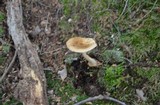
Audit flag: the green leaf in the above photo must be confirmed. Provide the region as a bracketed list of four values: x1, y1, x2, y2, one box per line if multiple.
[0, 12, 5, 22]
[2, 44, 10, 54]
[0, 56, 6, 65]
[0, 26, 4, 37]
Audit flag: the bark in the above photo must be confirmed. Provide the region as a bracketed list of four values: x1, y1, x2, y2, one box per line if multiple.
[7, 0, 48, 105]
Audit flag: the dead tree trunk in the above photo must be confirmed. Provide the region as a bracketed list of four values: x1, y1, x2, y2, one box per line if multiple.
[7, 0, 48, 105]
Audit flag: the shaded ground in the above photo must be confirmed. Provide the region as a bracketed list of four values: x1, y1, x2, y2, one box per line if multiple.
[0, 0, 160, 105]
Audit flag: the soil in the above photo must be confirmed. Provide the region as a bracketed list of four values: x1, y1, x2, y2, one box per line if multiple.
[69, 55, 106, 96]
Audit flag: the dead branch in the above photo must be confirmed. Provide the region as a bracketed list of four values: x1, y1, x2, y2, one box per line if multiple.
[7, 0, 48, 105]
[74, 95, 126, 105]
[128, 62, 160, 68]
[0, 50, 17, 83]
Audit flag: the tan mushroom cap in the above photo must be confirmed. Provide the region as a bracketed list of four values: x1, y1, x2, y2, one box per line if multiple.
[66, 37, 97, 53]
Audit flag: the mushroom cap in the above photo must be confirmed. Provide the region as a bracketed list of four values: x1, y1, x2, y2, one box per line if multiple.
[66, 37, 97, 53]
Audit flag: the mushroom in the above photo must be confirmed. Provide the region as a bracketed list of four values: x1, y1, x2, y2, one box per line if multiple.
[66, 37, 102, 67]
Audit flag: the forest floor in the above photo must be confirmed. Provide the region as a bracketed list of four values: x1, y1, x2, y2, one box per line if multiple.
[0, 0, 160, 105]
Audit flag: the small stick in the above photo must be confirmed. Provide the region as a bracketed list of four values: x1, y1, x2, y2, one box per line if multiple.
[121, 57, 133, 64]
[74, 95, 126, 105]
[0, 50, 17, 83]
[135, 0, 158, 25]
[45, 12, 50, 32]
[117, 0, 129, 21]
[128, 62, 160, 68]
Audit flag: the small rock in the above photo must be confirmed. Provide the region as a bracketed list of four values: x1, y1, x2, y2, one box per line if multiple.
[68, 18, 72, 23]
[40, 20, 48, 27]
[58, 65, 67, 81]
[31, 25, 41, 37]
[48, 90, 54, 95]
[45, 27, 51, 35]
[71, 95, 77, 102]
[136, 89, 147, 101]
[32, 7, 38, 13]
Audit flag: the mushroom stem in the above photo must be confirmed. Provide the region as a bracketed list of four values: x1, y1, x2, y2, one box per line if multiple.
[82, 53, 99, 67]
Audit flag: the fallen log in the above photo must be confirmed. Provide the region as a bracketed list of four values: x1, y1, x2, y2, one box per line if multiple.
[7, 0, 48, 105]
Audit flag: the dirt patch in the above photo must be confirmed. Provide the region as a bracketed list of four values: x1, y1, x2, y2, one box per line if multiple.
[68, 55, 106, 96]
[22, 0, 66, 72]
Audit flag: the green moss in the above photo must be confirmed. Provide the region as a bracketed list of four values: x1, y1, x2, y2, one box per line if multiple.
[0, 26, 4, 37]
[0, 12, 4, 37]
[0, 12, 7, 66]
[45, 71, 88, 104]
[121, 12, 160, 61]
[2, 44, 10, 54]
[136, 67, 160, 80]
[136, 67, 160, 103]
[0, 97, 22, 105]
[100, 64, 125, 91]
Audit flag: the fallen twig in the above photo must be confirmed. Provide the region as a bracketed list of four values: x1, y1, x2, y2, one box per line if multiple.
[128, 62, 160, 68]
[74, 95, 126, 105]
[117, 0, 129, 21]
[135, 0, 158, 25]
[40, 46, 65, 55]
[121, 57, 133, 64]
[0, 50, 17, 83]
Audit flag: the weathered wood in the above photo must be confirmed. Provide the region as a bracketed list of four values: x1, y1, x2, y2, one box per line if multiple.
[7, 0, 48, 105]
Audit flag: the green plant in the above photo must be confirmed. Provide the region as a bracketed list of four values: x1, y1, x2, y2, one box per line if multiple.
[136, 67, 160, 103]
[45, 71, 88, 104]
[0, 12, 6, 65]
[0, 12, 4, 37]
[0, 97, 22, 105]
[0, 12, 5, 22]
[2, 44, 10, 54]
[0, 26, 4, 37]
[121, 20, 160, 61]
[0, 57, 6, 65]
[103, 64, 124, 91]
